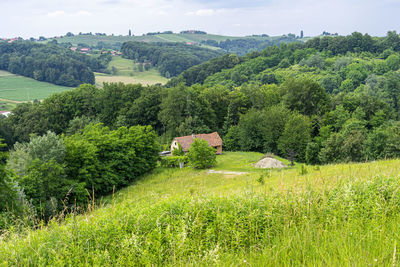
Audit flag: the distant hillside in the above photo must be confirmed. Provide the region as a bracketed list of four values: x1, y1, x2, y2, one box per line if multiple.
[43, 33, 264, 46]
[42, 32, 304, 55]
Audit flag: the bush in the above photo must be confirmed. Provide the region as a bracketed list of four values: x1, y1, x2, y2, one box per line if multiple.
[160, 156, 188, 168]
[172, 143, 184, 156]
[187, 139, 216, 169]
[64, 123, 159, 196]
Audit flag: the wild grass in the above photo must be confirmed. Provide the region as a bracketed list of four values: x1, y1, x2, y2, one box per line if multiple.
[0, 70, 72, 102]
[1, 152, 400, 265]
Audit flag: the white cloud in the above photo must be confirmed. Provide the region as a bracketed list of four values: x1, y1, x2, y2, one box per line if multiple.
[186, 9, 217, 16]
[74, 10, 92, 16]
[1, 0, 400, 38]
[46, 10, 66, 17]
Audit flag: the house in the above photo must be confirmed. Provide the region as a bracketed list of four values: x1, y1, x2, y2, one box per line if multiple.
[171, 132, 223, 154]
[0, 111, 11, 117]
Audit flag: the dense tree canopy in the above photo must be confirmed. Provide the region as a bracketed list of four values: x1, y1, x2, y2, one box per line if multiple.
[121, 42, 222, 77]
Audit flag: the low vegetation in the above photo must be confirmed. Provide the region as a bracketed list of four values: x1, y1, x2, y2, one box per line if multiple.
[1, 152, 400, 265]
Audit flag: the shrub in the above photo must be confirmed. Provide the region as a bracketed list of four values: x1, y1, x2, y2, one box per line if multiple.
[160, 156, 188, 168]
[187, 139, 216, 169]
[172, 143, 184, 156]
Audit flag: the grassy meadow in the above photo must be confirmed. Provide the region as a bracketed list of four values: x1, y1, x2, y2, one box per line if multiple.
[0, 70, 72, 103]
[95, 57, 168, 86]
[2, 152, 400, 265]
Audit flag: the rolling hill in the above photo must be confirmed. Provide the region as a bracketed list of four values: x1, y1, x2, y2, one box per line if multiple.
[44, 33, 272, 46]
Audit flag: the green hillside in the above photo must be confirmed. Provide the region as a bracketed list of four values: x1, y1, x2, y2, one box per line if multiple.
[2, 152, 400, 265]
[0, 70, 72, 102]
[44, 33, 270, 46]
[95, 57, 168, 86]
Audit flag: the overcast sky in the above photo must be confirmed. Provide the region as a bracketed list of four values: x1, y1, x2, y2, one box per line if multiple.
[1, 0, 400, 38]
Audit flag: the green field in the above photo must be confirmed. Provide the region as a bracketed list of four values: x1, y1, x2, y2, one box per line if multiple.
[95, 57, 168, 86]
[43, 33, 272, 47]
[2, 152, 400, 265]
[0, 70, 73, 102]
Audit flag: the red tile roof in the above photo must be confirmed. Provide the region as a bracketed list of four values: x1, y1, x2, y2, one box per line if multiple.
[174, 132, 222, 151]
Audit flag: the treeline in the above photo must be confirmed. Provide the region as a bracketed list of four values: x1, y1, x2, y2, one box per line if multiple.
[201, 35, 300, 56]
[121, 42, 222, 77]
[0, 41, 111, 86]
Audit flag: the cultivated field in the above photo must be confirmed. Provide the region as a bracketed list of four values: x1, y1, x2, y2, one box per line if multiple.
[0, 70, 72, 102]
[95, 57, 168, 86]
[2, 152, 400, 265]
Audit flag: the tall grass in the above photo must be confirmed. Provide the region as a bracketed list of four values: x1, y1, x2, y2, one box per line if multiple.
[2, 173, 400, 265]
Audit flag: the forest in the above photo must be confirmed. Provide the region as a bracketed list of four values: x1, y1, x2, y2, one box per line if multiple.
[2, 31, 400, 229]
[121, 42, 222, 77]
[0, 41, 111, 86]
[201, 35, 300, 56]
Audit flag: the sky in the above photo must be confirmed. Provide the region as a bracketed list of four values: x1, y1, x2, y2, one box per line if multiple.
[1, 0, 400, 38]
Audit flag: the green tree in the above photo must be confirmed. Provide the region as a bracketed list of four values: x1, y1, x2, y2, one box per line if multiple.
[0, 140, 19, 212]
[278, 113, 311, 162]
[386, 54, 400, 71]
[187, 138, 216, 169]
[64, 124, 159, 195]
[282, 77, 329, 116]
[305, 142, 320, 165]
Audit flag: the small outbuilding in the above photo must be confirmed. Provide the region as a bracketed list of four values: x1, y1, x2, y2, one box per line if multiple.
[171, 132, 223, 154]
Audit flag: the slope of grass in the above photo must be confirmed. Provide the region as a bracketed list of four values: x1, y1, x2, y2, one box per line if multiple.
[0, 70, 73, 102]
[2, 152, 400, 265]
[95, 57, 168, 86]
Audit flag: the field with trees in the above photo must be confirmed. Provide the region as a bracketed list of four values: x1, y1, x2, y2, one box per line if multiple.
[0, 42, 111, 87]
[95, 57, 168, 86]
[42, 32, 273, 47]
[43, 32, 304, 56]
[3, 31, 400, 264]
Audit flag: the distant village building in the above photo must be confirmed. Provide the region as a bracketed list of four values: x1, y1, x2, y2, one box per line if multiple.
[0, 111, 11, 117]
[80, 47, 91, 53]
[171, 132, 223, 154]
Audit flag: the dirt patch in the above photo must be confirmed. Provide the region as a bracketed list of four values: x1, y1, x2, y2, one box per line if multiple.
[254, 157, 287, 169]
[207, 170, 248, 175]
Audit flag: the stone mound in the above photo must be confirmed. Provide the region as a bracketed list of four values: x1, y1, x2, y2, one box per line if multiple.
[254, 157, 287, 169]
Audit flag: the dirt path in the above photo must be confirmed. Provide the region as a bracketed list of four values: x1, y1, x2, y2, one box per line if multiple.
[207, 170, 249, 175]
[0, 98, 25, 104]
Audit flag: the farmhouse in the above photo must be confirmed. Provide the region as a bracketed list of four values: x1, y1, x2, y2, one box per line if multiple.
[171, 132, 223, 154]
[0, 111, 11, 117]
